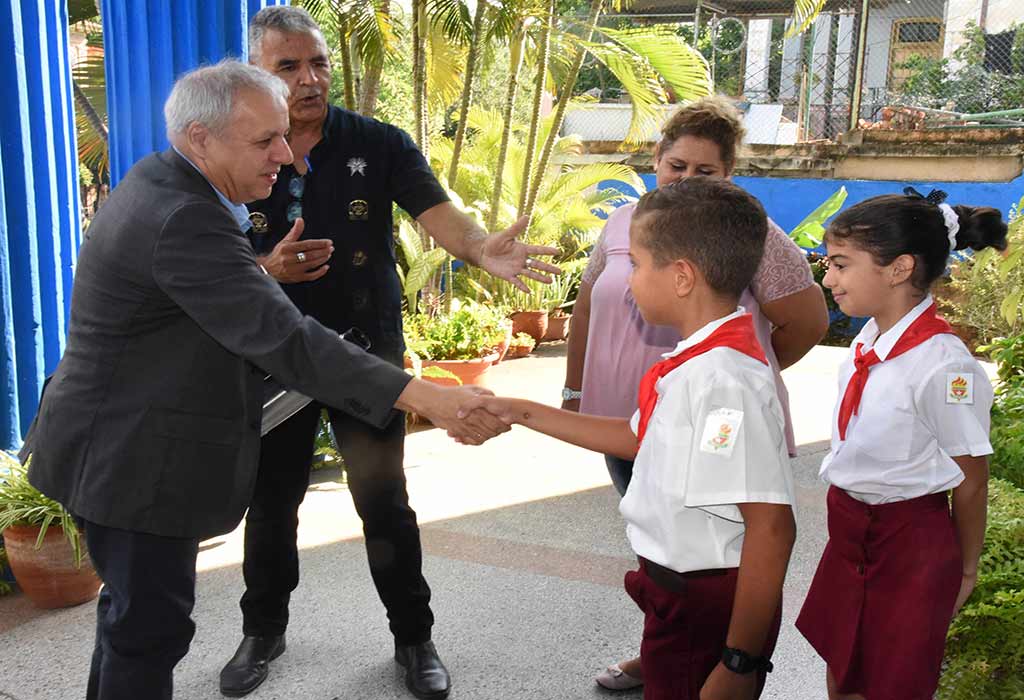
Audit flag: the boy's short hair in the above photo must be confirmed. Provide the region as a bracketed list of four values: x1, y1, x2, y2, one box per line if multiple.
[633, 177, 767, 298]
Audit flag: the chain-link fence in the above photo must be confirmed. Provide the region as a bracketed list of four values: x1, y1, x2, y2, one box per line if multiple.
[562, 0, 1024, 146]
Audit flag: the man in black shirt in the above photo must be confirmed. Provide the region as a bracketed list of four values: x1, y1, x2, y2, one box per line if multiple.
[219, 7, 559, 700]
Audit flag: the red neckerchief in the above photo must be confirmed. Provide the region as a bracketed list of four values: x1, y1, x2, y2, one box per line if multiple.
[636, 314, 767, 445]
[837, 302, 953, 441]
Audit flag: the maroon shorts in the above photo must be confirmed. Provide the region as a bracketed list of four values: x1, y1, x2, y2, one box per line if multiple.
[624, 559, 781, 700]
[796, 486, 961, 700]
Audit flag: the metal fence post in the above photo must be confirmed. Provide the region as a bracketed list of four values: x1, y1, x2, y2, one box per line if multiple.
[848, 0, 871, 131]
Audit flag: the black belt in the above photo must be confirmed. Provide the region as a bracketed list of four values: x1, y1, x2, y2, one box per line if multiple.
[639, 557, 730, 593]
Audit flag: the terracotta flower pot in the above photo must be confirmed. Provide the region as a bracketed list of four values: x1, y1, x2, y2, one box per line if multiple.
[543, 313, 571, 341]
[3, 525, 101, 609]
[511, 311, 548, 344]
[505, 344, 533, 359]
[420, 352, 499, 388]
[493, 324, 514, 364]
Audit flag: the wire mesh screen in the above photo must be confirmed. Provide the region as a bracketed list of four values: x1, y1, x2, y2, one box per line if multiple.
[858, 0, 1024, 127]
[562, 0, 1024, 146]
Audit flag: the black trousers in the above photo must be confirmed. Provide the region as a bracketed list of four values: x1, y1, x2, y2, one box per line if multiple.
[240, 401, 433, 644]
[82, 519, 200, 700]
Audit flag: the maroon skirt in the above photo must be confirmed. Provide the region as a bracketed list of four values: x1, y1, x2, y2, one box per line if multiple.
[625, 559, 781, 700]
[796, 486, 961, 700]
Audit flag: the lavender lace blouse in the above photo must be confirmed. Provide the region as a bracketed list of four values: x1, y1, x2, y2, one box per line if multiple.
[579, 202, 815, 455]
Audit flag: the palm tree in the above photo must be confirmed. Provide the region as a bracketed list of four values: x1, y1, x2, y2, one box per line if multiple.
[486, 17, 526, 231]
[514, 20, 712, 220]
[518, 0, 554, 216]
[446, 0, 489, 188]
[301, 0, 403, 116]
[430, 105, 646, 307]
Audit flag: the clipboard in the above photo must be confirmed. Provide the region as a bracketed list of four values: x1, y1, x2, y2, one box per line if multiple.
[260, 327, 372, 436]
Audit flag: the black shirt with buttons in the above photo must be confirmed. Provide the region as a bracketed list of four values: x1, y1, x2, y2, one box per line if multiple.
[247, 106, 449, 362]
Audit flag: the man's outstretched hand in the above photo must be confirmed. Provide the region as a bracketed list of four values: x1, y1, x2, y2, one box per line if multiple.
[257, 218, 334, 283]
[479, 216, 561, 292]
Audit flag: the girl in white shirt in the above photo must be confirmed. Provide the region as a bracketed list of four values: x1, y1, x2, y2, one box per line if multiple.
[796, 189, 1007, 700]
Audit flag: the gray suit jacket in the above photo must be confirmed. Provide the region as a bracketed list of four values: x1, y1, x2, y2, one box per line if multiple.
[20, 150, 411, 539]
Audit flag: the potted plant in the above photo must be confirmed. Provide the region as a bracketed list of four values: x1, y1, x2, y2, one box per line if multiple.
[541, 261, 586, 342]
[403, 300, 504, 387]
[0, 452, 101, 608]
[506, 332, 536, 359]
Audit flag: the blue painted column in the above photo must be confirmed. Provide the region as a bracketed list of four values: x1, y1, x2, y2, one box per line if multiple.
[103, 0, 290, 185]
[0, 0, 81, 448]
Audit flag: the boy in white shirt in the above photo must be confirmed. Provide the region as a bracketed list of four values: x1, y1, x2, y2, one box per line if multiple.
[474, 177, 796, 700]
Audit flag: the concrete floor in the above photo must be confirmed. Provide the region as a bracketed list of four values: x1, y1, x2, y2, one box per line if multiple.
[1, 343, 863, 699]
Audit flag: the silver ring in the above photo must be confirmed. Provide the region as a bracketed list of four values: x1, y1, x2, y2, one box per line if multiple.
[296, 252, 307, 263]
[525, 257, 536, 268]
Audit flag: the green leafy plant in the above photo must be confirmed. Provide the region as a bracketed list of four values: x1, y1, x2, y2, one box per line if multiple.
[0, 453, 84, 568]
[938, 478, 1024, 699]
[987, 384, 1024, 490]
[403, 299, 506, 361]
[788, 186, 847, 249]
[509, 331, 536, 352]
[944, 196, 1024, 348]
[977, 333, 1024, 489]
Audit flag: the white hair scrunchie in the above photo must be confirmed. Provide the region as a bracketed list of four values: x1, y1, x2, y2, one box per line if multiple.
[938, 202, 960, 252]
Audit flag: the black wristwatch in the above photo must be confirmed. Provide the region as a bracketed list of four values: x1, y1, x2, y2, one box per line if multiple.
[721, 647, 773, 675]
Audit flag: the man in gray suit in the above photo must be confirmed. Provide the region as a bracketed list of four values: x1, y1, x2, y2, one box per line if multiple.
[19, 60, 506, 700]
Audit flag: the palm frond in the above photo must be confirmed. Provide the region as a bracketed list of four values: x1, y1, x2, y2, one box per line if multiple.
[427, 23, 467, 110]
[343, 0, 403, 66]
[599, 26, 712, 102]
[539, 162, 644, 209]
[300, 0, 340, 26]
[427, 0, 473, 45]
[785, 0, 827, 39]
[572, 38, 666, 147]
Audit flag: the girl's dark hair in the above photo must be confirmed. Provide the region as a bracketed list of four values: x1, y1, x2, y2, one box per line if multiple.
[825, 193, 1008, 290]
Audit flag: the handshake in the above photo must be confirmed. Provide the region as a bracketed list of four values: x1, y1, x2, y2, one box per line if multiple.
[394, 380, 521, 446]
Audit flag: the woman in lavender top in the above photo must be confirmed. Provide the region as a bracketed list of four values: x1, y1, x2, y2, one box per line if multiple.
[562, 96, 829, 691]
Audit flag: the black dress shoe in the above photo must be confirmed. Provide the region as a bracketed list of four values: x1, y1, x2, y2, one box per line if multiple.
[395, 640, 451, 700]
[219, 634, 286, 697]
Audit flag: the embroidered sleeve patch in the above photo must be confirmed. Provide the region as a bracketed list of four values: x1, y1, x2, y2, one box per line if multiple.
[699, 408, 744, 457]
[946, 372, 974, 405]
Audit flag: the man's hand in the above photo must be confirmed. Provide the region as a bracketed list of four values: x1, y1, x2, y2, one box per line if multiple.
[256, 218, 334, 283]
[479, 216, 561, 293]
[396, 380, 510, 445]
[700, 662, 757, 700]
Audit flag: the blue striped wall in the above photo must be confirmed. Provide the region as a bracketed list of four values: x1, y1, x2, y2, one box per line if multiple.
[102, 0, 290, 185]
[0, 0, 288, 450]
[0, 0, 80, 448]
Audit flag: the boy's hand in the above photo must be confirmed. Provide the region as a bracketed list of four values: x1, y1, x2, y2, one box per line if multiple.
[700, 662, 756, 700]
[953, 571, 978, 616]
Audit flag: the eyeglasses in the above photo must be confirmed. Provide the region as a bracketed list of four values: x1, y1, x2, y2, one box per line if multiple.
[286, 173, 304, 223]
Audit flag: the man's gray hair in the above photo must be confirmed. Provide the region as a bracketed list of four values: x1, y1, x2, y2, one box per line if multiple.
[164, 59, 290, 137]
[249, 6, 323, 64]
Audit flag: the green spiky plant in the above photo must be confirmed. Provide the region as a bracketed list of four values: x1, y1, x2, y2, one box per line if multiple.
[0, 452, 84, 568]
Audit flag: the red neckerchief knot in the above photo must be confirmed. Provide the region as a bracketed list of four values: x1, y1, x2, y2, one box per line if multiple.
[636, 314, 766, 445]
[837, 302, 953, 440]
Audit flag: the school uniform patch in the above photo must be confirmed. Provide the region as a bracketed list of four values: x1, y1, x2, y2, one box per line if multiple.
[699, 408, 743, 458]
[946, 372, 974, 404]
